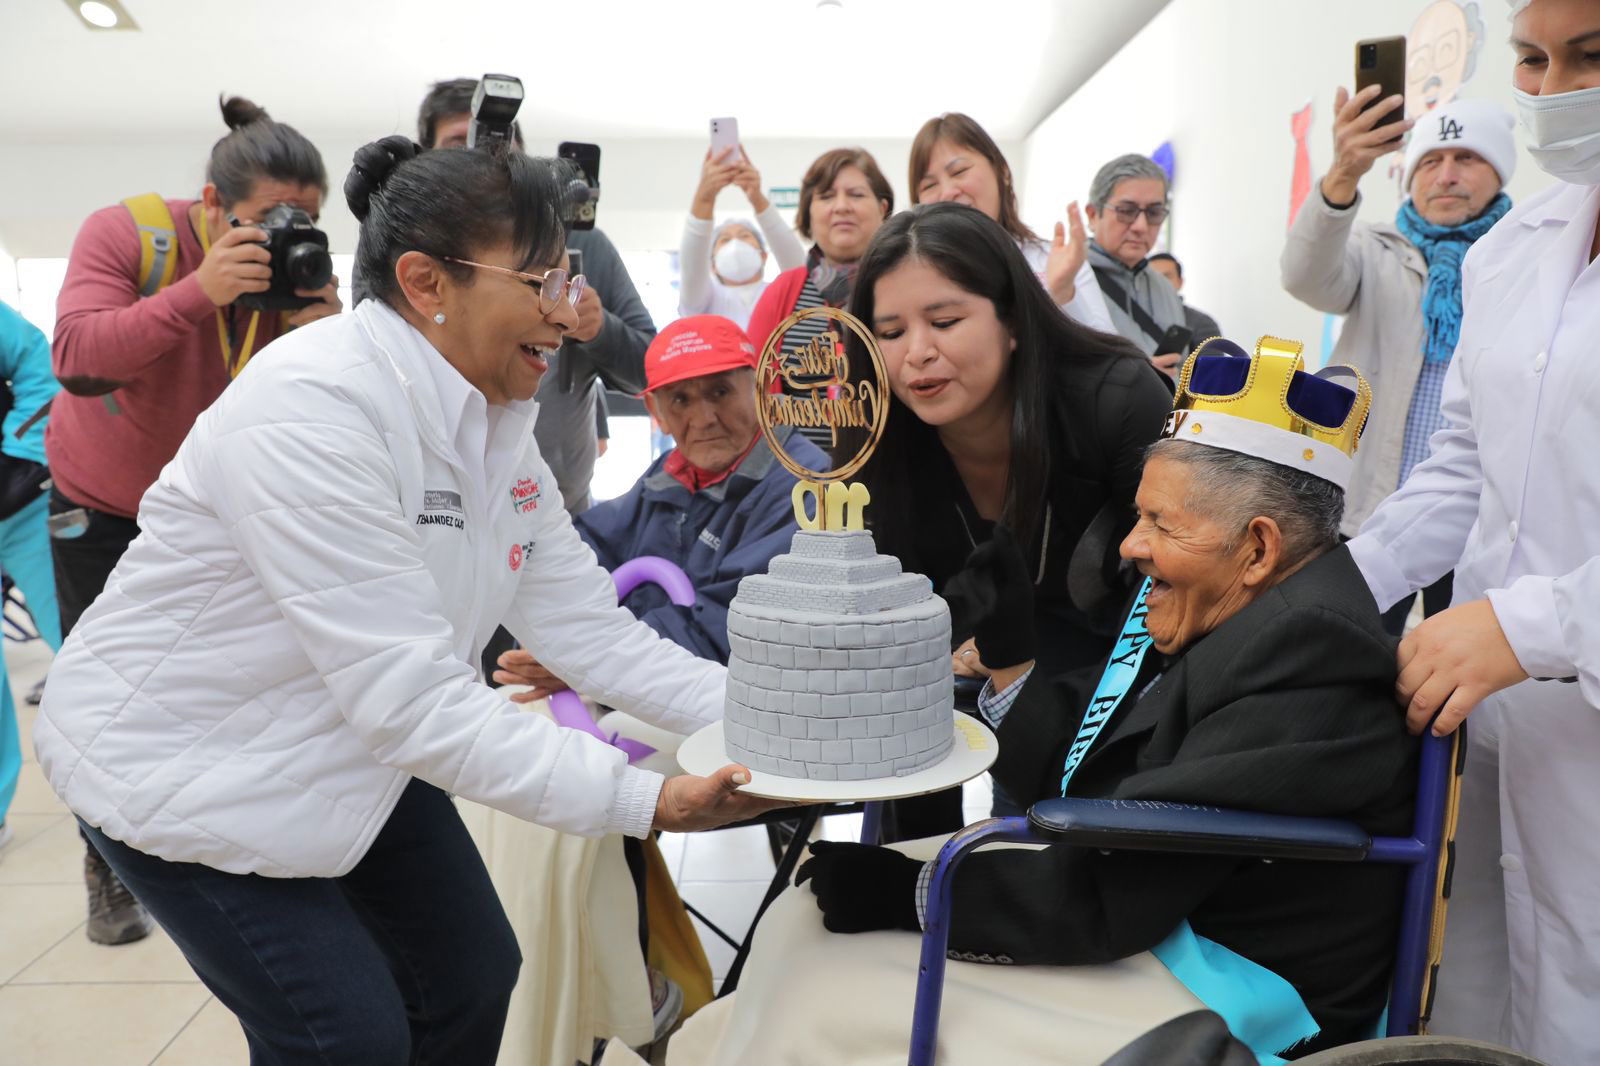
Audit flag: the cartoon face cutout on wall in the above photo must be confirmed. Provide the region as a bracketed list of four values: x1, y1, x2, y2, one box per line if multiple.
[1407, 0, 1485, 113]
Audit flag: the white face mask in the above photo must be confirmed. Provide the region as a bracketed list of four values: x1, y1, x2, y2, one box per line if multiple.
[713, 239, 764, 285]
[1514, 84, 1600, 184]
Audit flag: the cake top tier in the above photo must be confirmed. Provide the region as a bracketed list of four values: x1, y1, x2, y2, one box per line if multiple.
[732, 529, 935, 617]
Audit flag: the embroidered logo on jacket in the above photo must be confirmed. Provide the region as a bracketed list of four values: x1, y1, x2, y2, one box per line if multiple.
[417, 488, 465, 530]
[697, 528, 722, 551]
[508, 543, 524, 572]
[509, 477, 542, 515]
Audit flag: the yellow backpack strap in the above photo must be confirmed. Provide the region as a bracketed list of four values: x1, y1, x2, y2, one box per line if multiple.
[121, 193, 179, 298]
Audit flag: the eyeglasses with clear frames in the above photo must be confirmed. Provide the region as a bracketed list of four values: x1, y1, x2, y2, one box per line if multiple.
[1108, 202, 1170, 226]
[441, 257, 588, 316]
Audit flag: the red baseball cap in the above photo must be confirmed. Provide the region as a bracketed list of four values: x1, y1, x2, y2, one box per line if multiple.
[642, 315, 759, 394]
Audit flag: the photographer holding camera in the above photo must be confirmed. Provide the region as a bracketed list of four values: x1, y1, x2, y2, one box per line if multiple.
[418, 78, 656, 513]
[45, 95, 334, 946]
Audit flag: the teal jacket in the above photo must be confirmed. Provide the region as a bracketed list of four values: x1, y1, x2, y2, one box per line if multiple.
[0, 301, 59, 465]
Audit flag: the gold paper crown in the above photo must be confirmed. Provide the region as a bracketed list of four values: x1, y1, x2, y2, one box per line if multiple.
[1166, 335, 1371, 490]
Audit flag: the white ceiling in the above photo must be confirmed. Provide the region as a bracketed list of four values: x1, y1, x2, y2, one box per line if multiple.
[1, 0, 1170, 143]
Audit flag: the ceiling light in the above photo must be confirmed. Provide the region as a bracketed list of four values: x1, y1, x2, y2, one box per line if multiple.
[816, 0, 844, 10]
[65, 0, 138, 30]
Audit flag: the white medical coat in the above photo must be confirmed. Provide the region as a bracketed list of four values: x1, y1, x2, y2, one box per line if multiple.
[1349, 180, 1600, 1064]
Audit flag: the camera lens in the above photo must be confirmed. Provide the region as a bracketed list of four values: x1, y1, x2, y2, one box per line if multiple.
[1360, 44, 1376, 66]
[286, 242, 333, 291]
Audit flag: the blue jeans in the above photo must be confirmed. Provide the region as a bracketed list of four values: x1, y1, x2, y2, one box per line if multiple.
[80, 779, 521, 1065]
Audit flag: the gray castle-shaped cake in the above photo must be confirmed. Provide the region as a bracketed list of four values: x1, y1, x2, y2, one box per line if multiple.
[723, 529, 954, 780]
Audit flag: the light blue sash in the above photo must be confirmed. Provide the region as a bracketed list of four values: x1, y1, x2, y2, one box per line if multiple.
[1059, 577, 1153, 794]
[1151, 922, 1321, 1065]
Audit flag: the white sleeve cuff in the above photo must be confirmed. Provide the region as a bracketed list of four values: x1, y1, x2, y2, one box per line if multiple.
[1488, 576, 1573, 680]
[604, 765, 664, 839]
[683, 215, 713, 236]
[1346, 533, 1414, 613]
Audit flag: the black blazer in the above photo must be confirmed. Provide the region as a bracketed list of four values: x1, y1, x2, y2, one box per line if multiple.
[954, 546, 1417, 1054]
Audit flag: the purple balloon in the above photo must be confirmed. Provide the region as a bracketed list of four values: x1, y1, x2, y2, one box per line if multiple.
[545, 557, 696, 764]
[612, 556, 695, 606]
[1151, 141, 1176, 185]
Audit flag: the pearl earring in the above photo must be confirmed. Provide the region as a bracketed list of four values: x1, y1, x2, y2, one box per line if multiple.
[433, 312, 447, 325]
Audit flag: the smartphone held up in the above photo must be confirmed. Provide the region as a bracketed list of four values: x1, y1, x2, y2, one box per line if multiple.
[1356, 36, 1407, 144]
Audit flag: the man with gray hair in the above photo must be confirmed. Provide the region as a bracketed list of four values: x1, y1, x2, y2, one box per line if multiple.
[1281, 91, 1515, 635]
[1086, 153, 1189, 377]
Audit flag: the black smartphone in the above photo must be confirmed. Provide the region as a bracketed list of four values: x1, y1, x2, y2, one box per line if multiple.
[557, 141, 600, 231]
[1356, 36, 1407, 137]
[566, 248, 584, 277]
[1157, 324, 1193, 355]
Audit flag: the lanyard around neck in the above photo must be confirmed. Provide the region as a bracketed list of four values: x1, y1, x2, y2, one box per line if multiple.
[198, 211, 263, 379]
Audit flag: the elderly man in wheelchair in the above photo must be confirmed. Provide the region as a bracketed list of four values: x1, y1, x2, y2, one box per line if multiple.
[659, 338, 1448, 1064]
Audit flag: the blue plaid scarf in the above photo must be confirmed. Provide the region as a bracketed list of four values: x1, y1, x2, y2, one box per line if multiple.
[1394, 193, 1511, 365]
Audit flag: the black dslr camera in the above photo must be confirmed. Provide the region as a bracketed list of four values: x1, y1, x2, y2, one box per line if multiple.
[235, 204, 333, 311]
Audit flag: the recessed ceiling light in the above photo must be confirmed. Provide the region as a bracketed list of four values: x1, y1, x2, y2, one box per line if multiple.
[816, 0, 844, 10]
[65, 0, 138, 30]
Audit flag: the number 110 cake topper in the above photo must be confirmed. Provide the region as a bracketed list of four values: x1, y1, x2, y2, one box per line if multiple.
[754, 305, 890, 532]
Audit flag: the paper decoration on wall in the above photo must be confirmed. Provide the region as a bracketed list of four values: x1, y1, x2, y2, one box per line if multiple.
[1289, 102, 1314, 229]
[1408, 0, 1485, 114]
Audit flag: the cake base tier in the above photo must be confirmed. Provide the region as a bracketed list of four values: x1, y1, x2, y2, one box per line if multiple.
[676, 715, 997, 803]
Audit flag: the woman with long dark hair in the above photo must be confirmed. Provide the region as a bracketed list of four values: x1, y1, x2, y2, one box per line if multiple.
[844, 203, 1170, 830]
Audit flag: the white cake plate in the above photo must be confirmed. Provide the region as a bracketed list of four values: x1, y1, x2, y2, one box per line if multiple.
[677, 714, 998, 803]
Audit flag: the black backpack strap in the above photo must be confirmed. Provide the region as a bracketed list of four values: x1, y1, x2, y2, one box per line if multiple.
[1092, 266, 1167, 347]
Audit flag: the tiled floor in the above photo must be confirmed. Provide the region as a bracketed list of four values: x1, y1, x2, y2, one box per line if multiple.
[1, 628, 994, 1064]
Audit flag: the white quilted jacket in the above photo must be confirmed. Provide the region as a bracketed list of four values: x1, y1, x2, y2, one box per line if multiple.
[34, 301, 725, 877]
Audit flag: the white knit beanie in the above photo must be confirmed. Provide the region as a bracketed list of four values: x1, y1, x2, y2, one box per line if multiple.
[1403, 97, 1518, 192]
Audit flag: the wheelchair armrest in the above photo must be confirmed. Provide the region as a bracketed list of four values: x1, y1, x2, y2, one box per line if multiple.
[1027, 797, 1372, 862]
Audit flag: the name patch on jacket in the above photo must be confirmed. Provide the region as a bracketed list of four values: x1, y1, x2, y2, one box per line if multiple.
[417, 489, 465, 530]
[697, 528, 722, 551]
[509, 477, 542, 515]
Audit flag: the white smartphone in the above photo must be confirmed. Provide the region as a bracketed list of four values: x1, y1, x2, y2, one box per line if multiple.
[709, 117, 742, 164]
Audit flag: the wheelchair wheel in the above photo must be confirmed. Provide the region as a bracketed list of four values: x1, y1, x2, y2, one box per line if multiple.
[1293, 1036, 1547, 1065]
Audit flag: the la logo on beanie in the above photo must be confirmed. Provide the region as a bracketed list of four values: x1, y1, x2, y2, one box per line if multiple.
[1439, 115, 1465, 141]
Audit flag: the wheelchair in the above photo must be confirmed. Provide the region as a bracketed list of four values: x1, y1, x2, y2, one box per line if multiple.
[908, 719, 1546, 1064]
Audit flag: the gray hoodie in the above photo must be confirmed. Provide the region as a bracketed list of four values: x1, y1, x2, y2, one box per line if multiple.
[1087, 242, 1187, 356]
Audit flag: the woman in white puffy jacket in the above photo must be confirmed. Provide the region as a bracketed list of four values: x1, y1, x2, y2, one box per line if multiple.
[32, 136, 779, 1066]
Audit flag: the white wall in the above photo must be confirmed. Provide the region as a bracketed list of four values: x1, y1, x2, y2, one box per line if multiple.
[1017, 0, 1541, 358]
[0, 131, 1017, 260]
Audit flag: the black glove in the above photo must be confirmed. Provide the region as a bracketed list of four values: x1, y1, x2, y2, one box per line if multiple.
[794, 840, 922, 934]
[942, 524, 1037, 669]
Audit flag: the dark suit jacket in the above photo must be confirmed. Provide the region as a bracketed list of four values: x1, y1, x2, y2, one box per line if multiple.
[958, 546, 1417, 1055]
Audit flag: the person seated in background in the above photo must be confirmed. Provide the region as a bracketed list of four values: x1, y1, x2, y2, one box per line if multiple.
[495, 314, 827, 696]
[681, 146, 807, 327]
[1281, 92, 1515, 636]
[1148, 252, 1222, 342]
[664, 338, 1417, 1064]
[1085, 153, 1189, 377]
[908, 111, 1116, 334]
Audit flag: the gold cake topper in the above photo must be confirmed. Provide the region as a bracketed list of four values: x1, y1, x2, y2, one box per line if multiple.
[755, 306, 890, 531]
